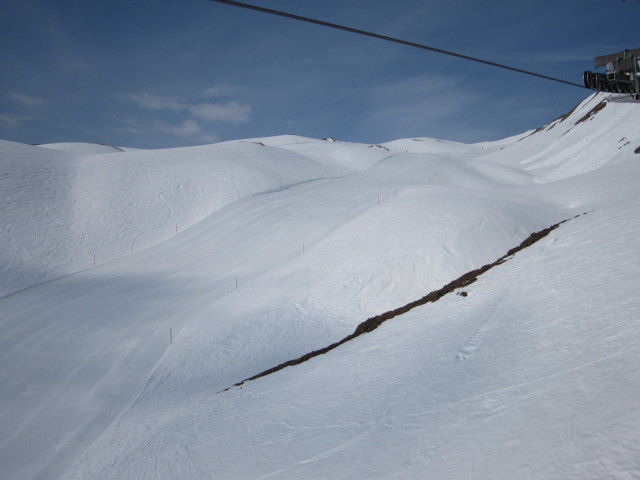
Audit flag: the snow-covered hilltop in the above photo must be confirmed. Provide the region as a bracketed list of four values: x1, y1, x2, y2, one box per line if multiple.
[0, 137, 388, 299]
[1, 92, 639, 480]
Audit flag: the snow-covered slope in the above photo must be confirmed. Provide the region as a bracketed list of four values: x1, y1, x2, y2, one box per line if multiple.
[1, 93, 639, 480]
[0, 137, 391, 298]
[36, 143, 139, 154]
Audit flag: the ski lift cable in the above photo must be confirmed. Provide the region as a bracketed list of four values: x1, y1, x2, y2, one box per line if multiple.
[207, 0, 588, 90]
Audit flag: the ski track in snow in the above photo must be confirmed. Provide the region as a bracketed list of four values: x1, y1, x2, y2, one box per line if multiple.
[1, 93, 640, 480]
[454, 229, 556, 362]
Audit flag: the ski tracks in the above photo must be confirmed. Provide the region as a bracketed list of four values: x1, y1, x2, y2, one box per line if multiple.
[454, 289, 509, 361]
[131, 177, 183, 253]
[454, 228, 557, 362]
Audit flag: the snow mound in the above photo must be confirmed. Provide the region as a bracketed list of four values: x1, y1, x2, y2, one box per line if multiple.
[1, 140, 369, 298]
[36, 143, 134, 154]
[382, 136, 479, 155]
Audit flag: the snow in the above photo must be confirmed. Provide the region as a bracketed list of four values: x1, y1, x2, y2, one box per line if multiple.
[1, 92, 639, 480]
[1, 138, 390, 299]
[36, 143, 140, 154]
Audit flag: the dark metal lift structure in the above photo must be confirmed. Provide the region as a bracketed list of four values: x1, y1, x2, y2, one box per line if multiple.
[584, 48, 640, 100]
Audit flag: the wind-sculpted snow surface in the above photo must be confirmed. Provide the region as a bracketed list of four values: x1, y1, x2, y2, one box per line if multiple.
[1, 93, 640, 480]
[228, 219, 571, 389]
[0, 138, 389, 298]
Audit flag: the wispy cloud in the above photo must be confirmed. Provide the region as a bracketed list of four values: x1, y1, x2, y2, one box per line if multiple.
[125, 92, 252, 136]
[160, 119, 203, 137]
[0, 113, 23, 128]
[363, 74, 485, 141]
[111, 115, 142, 134]
[127, 92, 251, 124]
[113, 114, 219, 145]
[8, 92, 50, 107]
[525, 48, 595, 63]
[188, 101, 251, 124]
[202, 84, 247, 98]
[63, 60, 91, 71]
[128, 93, 183, 112]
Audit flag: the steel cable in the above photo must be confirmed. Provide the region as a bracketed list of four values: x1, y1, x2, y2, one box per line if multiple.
[208, 0, 587, 90]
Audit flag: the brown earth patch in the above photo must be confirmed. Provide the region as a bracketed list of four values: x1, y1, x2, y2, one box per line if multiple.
[575, 101, 606, 125]
[518, 100, 584, 142]
[554, 101, 581, 124]
[225, 217, 578, 391]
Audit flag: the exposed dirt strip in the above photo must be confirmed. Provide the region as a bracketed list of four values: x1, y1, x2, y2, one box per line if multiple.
[225, 216, 576, 391]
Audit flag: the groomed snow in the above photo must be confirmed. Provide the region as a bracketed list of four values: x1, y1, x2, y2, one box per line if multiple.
[1, 92, 639, 480]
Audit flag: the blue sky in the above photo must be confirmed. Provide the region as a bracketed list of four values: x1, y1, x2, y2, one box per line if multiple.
[1, 0, 638, 148]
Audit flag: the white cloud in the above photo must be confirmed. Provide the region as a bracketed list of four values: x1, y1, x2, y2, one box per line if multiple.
[0, 113, 23, 128]
[112, 115, 142, 134]
[161, 119, 203, 138]
[197, 133, 220, 144]
[128, 93, 183, 111]
[127, 92, 252, 125]
[113, 114, 219, 142]
[8, 92, 49, 107]
[188, 101, 251, 124]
